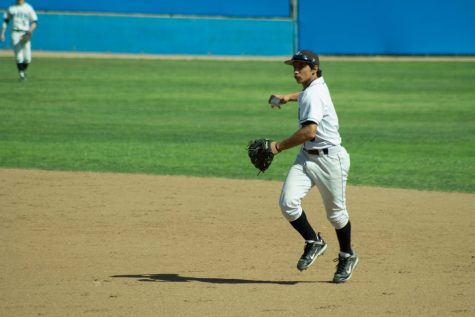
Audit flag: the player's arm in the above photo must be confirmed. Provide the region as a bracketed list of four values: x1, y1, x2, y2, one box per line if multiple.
[270, 122, 317, 154]
[27, 7, 38, 34]
[29, 21, 37, 34]
[268, 92, 300, 105]
[1, 9, 12, 42]
[1, 18, 9, 42]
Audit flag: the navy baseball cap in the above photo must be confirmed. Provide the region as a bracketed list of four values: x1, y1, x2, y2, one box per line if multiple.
[285, 50, 320, 67]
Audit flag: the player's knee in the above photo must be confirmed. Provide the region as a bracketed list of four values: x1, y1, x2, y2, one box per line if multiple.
[279, 195, 301, 222]
[327, 210, 349, 229]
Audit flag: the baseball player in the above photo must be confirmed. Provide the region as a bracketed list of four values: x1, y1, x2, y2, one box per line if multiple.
[268, 50, 358, 283]
[1, 0, 38, 81]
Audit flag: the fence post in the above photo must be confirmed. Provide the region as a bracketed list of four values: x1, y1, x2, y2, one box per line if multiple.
[291, 0, 299, 52]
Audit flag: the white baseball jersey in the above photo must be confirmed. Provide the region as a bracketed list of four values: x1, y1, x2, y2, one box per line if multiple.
[4, 2, 37, 32]
[279, 76, 350, 230]
[298, 77, 342, 150]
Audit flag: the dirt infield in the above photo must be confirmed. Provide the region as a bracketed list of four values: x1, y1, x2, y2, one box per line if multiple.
[1, 168, 474, 316]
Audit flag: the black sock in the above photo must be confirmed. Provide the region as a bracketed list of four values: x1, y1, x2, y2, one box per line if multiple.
[290, 211, 318, 241]
[17, 63, 24, 71]
[335, 221, 353, 254]
[23, 63, 29, 70]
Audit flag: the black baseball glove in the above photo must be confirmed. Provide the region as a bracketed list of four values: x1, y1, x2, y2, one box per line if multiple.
[247, 138, 274, 174]
[21, 31, 32, 43]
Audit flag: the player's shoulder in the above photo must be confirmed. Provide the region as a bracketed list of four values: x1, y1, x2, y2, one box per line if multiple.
[12, 2, 35, 11]
[311, 78, 330, 95]
[313, 77, 326, 86]
[24, 3, 35, 10]
[8, 3, 34, 11]
[305, 78, 326, 93]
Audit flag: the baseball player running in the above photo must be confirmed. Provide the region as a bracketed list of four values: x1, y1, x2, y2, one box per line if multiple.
[1, 0, 38, 81]
[268, 50, 358, 283]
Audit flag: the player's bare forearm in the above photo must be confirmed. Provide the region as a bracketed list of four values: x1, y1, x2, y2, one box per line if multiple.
[29, 21, 37, 33]
[285, 92, 300, 102]
[1, 21, 7, 41]
[269, 92, 300, 105]
[271, 123, 317, 154]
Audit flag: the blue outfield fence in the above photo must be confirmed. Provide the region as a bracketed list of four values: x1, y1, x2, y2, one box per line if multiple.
[0, 0, 290, 18]
[1, 0, 474, 56]
[23, 13, 294, 56]
[298, 0, 475, 55]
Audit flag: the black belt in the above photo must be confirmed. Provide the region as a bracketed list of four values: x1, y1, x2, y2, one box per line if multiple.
[304, 148, 329, 155]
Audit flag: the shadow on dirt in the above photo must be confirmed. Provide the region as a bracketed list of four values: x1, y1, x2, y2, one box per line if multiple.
[111, 273, 319, 285]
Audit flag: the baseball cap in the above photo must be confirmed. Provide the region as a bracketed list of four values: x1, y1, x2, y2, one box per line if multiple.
[285, 50, 320, 67]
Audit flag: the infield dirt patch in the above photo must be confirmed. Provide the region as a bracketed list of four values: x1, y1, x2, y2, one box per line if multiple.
[1, 168, 474, 316]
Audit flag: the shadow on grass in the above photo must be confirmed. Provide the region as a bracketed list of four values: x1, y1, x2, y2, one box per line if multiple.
[111, 273, 319, 285]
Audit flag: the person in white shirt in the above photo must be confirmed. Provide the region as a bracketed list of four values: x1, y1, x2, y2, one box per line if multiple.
[268, 50, 358, 283]
[1, 0, 38, 81]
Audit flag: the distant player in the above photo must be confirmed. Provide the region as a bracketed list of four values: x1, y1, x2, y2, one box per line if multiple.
[1, 0, 38, 81]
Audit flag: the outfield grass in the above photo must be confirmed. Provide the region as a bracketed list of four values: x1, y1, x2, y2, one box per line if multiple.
[0, 56, 474, 193]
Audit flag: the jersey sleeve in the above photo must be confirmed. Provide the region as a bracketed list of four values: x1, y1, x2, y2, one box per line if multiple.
[4, 8, 12, 21]
[299, 89, 324, 126]
[30, 7, 38, 22]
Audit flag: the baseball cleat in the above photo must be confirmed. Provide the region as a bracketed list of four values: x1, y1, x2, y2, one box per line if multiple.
[296, 236, 327, 271]
[333, 253, 359, 283]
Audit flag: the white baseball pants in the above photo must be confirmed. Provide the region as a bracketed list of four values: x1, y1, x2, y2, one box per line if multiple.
[11, 31, 32, 64]
[279, 146, 350, 229]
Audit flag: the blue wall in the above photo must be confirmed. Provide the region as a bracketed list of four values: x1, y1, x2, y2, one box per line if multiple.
[298, 0, 475, 55]
[1, 0, 474, 55]
[29, 13, 294, 56]
[0, 0, 290, 17]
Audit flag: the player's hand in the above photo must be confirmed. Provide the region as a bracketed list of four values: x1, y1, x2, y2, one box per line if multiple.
[0, 33, 5, 42]
[268, 94, 289, 107]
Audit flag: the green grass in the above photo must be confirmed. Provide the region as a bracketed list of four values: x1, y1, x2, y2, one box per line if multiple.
[0, 56, 474, 193]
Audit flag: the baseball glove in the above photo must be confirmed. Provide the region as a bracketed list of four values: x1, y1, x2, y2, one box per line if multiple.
[21, 31, 32, 43]
[247, 138, 274, 174]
